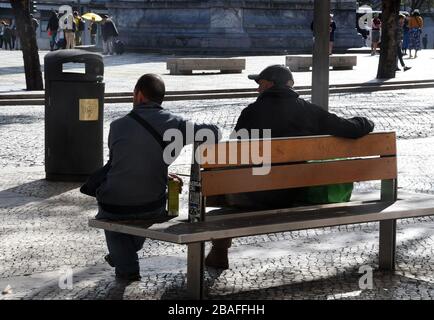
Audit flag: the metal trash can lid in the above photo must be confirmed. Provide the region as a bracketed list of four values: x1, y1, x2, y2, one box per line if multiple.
[44, 49, 104, 82]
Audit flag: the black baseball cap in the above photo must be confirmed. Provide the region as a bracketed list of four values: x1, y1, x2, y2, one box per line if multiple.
[248, 65, 294, 86]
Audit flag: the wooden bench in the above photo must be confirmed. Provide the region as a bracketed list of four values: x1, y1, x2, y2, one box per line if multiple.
[286, 54, 357, 72]
[166, 58, 246, 75]
[89, 132, 434, 299]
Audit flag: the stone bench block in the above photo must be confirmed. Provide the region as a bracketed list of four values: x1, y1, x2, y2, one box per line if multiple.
[286, 55, 357, 72]
[167, 58, 246, 75]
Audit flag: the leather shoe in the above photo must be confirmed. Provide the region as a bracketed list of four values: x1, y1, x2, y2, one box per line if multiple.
[104, 254, 114, 267]
[115, 271, 141, 282]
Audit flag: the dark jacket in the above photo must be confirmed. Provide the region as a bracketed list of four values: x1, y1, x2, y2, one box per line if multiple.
[102, 19, 119, 41]
[229, 86, 374, 209]
[3, 26, 11, 40]
[47, 14, 59, 32]
[233, 86, 374, 139]
[96, 102, 220, 213]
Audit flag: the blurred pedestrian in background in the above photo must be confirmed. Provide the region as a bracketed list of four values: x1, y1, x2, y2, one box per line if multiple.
[371, 13, 381, 56]
[47, 10, 59, 51]
[408, 9, 423, 58]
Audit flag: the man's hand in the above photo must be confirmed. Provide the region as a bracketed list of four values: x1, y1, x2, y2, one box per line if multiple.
[168, 173, 183, 193]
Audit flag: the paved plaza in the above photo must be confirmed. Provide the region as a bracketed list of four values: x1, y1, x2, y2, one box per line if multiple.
[0, 50, 434, 300]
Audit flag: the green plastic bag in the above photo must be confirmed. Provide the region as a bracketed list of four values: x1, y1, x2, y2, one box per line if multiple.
[303, 182, 354, 204]
[302, 158, 354, 204]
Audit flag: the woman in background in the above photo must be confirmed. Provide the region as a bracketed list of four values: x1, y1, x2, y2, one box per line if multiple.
[408, 9, 423, 58]
[371, 14, 381, 56]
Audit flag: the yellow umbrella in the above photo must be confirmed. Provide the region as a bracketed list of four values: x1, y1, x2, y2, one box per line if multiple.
[81, 12, 102, 22]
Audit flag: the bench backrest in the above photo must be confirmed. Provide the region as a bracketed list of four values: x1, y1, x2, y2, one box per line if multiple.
[188, 132, 397, 221]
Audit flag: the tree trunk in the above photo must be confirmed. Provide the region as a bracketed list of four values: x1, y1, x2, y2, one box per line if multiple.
[10, 0, 43, 91]
[377, 0, 400, 79]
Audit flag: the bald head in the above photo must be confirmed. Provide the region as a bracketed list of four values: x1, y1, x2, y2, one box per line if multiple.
[134, 74, 166, 106]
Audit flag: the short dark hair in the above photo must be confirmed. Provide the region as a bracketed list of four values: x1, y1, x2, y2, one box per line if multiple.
[134, 74, 166, 105]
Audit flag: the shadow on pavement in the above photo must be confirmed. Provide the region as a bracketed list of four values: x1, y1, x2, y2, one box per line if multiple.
[207, 270, 434, 300]
[0, 114, 39, 126]
[0, 66, 26, 76]
[0, 179, 81, 208]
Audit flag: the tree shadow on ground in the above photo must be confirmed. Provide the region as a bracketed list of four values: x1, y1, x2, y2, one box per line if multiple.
[0, 179, 80, 208]
[0, 114, 39, 126]
[0, 66, 25, 76]
[207, 270, 434, 300]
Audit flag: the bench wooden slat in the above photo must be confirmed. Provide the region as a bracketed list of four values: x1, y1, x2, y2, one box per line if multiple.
[201, 157, 397, 196]
[200, 132, 396, 169]
[88, 197, 434, 244]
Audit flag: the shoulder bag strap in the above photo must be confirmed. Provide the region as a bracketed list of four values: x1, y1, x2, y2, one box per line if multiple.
[128, 111, 168, 150]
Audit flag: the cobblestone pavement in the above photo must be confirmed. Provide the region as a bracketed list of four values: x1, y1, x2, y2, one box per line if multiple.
[1, 86, 434, 300]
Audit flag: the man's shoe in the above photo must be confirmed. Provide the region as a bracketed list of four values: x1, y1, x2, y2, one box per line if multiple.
[104, 254, 114, 267]
[115, 272, 141, 282]
[205, 248, 229, 270]
[395, 67, 401, 71]
[404, 66, 412, 72]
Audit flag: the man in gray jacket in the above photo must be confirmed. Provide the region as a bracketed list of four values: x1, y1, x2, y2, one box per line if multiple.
[96, 74, 220, 281]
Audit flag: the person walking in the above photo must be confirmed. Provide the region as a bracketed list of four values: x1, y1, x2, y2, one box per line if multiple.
[2, 23, 12, 50]
[310, 14, 336, 55]
[73, 11, 85, 46]
[11, 25, 17, 50]
[88, 17, 98, 45]
[371, 14, 381, 55]
[47, 10, 59, 51]
[30, 14, 39, 34]
[402, 13, 410, 55]
[0, 21, 5, 49]
[101, 14, 119, 55]
[408, 9, 423, 58]
[329, 14, 336, 55]
[396, 14, 411, 72]
[60, 9, 75, 49]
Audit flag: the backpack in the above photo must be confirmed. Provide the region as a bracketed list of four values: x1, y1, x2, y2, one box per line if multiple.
[303, 183, 354, 204]
[113, 39, 124, 55]
[78, 18, 85, 32]
[301, 158, 354, 204]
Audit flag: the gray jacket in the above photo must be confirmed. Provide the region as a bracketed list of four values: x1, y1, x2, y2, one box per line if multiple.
[96, 102, 220, 213]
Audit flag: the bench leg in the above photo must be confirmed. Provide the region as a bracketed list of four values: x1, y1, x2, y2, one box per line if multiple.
[379, 219, 396, 271]
[187, 242, 205, 299]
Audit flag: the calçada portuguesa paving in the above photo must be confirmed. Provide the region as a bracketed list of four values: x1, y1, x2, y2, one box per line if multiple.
[0, 49, 434, 299]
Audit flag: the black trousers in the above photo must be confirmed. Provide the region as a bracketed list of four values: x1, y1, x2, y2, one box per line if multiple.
[104, 230, 146, 276]
[397, 43, 405, 68]
[95, 206, 166, 276]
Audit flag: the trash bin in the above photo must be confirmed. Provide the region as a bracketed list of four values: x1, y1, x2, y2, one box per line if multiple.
[44, 49, 104, 181]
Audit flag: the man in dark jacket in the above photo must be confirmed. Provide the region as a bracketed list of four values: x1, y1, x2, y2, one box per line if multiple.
[101, 15, 118, 55]
[205, 64, 375, 269]
[1, 23, 12, 50]
[95, 74, 221, 281]
[47, 10, 59, 51]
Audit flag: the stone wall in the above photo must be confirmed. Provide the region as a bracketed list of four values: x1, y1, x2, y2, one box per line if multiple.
[107, 0, 364, 54]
